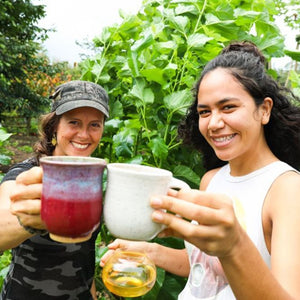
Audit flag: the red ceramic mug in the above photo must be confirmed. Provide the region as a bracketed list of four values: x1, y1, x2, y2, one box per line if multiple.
[40, 156, 106, 243]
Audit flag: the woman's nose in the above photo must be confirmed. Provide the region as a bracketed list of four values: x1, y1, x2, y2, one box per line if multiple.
[208, 112, 224, 131]
[77, 127, 89, 138]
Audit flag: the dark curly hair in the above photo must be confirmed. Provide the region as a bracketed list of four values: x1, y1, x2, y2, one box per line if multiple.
[178, 41, 300, 171]
[33, 112, 61, 161]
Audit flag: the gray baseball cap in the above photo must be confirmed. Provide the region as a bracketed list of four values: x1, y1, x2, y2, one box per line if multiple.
[50, 80, 109, 117]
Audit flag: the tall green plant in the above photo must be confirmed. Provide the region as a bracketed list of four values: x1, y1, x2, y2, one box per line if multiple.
[80, 0, 285, 298]
[81, 0, 284, 186]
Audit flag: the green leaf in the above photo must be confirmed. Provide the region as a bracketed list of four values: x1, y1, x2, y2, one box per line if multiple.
[163, 89, 193, 115]
[175, 4, 198, 16]
[104, 119, 124, 133]
[131, 28, 153, 52]
[154, 41, 177, 53]
[0, 128, 12, 142]
[91, 57, 108, 80]
[148, 137, 169, 161]
[157, 272, 187, 299]
[284, 49, 300, 62]
[140, 68, 166, 85]
[110, 100, 124, 118]
[173, 165, 200, 187]
[129, 79, 155, 106]
[113, 128, 135, 157]
[166, 13, 190, 33]
[187, 33, 213, 49]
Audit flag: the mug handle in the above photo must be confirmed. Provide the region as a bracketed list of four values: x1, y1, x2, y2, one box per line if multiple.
[169, 177, 191, 191]
[152, 178, 190, 238]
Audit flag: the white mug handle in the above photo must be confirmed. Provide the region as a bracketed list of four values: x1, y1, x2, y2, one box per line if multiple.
[169, 177, 191, 191]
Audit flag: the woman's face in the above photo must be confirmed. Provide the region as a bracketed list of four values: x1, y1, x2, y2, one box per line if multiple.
[53, 107, 105, 157]
[197, 68, 270, 164]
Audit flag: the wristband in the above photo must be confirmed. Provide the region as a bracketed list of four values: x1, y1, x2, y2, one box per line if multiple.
[17, 216, 48, 236]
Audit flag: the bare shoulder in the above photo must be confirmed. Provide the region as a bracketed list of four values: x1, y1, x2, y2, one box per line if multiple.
[199, 168, 221, 191]
[266, 170, 300, 216]
[271, 170, 300, 194]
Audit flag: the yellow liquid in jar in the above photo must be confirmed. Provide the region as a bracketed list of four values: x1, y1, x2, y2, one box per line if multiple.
[102, 253, 156, 297]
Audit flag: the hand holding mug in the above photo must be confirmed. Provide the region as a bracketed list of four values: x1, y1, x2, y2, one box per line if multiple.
[150, 188, 242, 257]
[10, 167, 46, 231]
[104, 163, 190, 241]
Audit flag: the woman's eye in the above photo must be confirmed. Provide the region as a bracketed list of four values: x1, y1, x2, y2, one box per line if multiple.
[198, 110, 210, 117]
[69, 120, 79, 125]
[91, 122, 102, 128]
[223, 105, 235, 111]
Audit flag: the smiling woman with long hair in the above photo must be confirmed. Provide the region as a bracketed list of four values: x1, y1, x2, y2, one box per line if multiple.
[101, 41, 300, 300]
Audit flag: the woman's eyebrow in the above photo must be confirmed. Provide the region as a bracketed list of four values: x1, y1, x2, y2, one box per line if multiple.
[197, 97, 239, 108]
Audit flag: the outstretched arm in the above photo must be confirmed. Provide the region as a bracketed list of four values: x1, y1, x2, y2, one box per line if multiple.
[0, 167, 46, 250]
[100, 238, 190, 277]
[149, 173, 300, 300]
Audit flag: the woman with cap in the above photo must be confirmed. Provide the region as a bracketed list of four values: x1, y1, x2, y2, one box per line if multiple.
[0, 80, 109, 299]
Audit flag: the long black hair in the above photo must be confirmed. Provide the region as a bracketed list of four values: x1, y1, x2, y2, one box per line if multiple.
[178, 41, 300, 171]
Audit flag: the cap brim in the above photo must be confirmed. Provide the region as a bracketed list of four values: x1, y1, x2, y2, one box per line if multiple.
[55, 100, 109, 117]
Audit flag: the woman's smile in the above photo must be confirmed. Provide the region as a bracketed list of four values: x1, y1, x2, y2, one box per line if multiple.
[71, 141, 90, 150]
[210, 133, 237, 146]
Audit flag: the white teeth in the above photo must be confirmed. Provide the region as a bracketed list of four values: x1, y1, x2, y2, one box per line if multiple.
[214, 134, 234, 142]
[72, 142, 89, 149]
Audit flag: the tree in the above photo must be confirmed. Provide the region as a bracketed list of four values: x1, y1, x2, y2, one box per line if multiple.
[0, 0, 49, 117]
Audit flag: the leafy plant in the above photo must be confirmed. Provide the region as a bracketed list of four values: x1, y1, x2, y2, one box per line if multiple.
[0, 127, 12, 181]
[0, 251, 11, 288]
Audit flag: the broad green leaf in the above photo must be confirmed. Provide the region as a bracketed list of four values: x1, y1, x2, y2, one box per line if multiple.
[234, 8, 261, 24]
[284, 49, 300, 62]
[132, 28, 153, 52]
[0, 155, 11, 166]
[104, 119, 124, 131]
[166, 13, 190, 33]
[154, 41, 177, 53]
[148, 137, 169, 160]
[173, 164, 201, 186]
[140, 68, 166, 85]
[113, 129, 134, 157]
[95, 26, 111, 45]
[157, 273, 187, 299]
[110, 100, 124, 119]
[129, 79, 155, 106]
[124, 119, 143, 130]
[0, 128, 12, 142]
[175, 4, 198, 16]
[187, 33, 212, 49]
[91, 58, 108, 81]
[163, 89, 193, 115]
[163, 63, 178, 81]
[252, 32, 285, 57]
[127, 51, 140, 77]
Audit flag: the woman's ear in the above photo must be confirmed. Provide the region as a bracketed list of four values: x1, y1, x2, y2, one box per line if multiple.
[261, 97, 273, 125]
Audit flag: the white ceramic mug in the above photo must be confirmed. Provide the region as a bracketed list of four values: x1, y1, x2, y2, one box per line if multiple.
[103, 163, 190, 241]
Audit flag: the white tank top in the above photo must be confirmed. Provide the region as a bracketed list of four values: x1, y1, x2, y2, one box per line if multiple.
[178, 161, 296, 300]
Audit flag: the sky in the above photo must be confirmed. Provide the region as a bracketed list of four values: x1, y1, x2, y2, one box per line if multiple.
[33, 0, 298, 68]
[33, 0, 143, 64]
